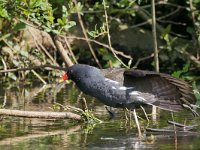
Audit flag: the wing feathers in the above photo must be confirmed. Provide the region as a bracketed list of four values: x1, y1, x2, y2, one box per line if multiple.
[102, 68, 196, 113]
[124, 69, 196, 112]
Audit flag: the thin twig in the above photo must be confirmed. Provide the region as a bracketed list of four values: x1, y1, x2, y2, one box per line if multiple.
[64, 37, 78, 64]
[31, 70, 47, 84]
[80, 2, 186, 14]
[66, 36, 132, 59]
[151, 0, 159, 121]
[102, 0, 131, 68]
[133, 53, 154, 68]
[189, 0, 200, 59]
[1, 57, 7, 76]
[184, 51, 200, 67]
[28, 28, 59, 66]
[157, 7, 181, 21]
[151, 0, 159, 72]
[0, 64, 66, 73]
[73, 0, 102, 68]
[140, 106, 149, 122]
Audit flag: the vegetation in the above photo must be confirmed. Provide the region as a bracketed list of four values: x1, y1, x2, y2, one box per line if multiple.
[0, 0, 200, 83]
[0, 1, 200, 144]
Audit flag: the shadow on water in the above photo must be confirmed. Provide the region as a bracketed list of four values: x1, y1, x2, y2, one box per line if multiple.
[0, 81, 200, 149]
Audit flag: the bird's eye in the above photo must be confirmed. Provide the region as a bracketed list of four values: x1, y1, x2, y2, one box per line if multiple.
[67, 69, 73, 75]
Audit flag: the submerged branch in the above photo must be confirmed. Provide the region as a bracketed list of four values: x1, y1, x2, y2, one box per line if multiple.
[0, 126, 81, 145]
[167, 120, 198, 130]
[146, 128, 200, 135]
[0, 109, 82, 121]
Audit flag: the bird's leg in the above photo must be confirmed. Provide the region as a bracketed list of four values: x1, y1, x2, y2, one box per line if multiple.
[129, 109, 132, 127]
[151, 106, 157, 121]
[140, 105, 149, 122]
[171, 112, 178, 149]
[124, 108, 129, 121]
[133, 109, 142, 138]
[105, 106, 116, 119]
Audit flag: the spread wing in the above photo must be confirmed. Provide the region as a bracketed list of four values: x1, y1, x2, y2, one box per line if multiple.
[124, 69, 196, 112]
[101, 68, 125, 86]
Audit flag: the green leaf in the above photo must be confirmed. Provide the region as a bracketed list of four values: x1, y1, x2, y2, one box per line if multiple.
[13, 22, 27, 31]
[128, 59, 132, 68]
[12, 59, 19, 66]
[63, 21, 76, 31]
[57, 18, 64, 25]
[20, 50, 29, 57]
[186, 27, 194, 34]
[0, 8, 9, 19]
[88, 31, 97, 38]
[172, 63, 190, 78]
[192, 81, 200, 102]
[8, 72, 17, 81]
[62, 5, 67, 13]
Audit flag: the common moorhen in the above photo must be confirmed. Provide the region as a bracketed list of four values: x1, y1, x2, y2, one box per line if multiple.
[62, 64, 198, 136]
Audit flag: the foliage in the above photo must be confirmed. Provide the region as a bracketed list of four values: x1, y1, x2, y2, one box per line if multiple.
[193, 81, 200, 102]
[0, 0, 76, 34]
[0, 0, 76, 81]
[172, 63, 190, 78]
[0, 0, 199, 83]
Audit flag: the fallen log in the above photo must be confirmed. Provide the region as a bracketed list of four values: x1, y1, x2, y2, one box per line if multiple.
[0, 109, 82, 121]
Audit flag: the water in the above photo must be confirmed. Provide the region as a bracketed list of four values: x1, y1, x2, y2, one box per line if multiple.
[0, 81, 200, 150]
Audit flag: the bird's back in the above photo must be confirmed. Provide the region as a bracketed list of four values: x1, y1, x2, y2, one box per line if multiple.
[101, 68, 196, 112]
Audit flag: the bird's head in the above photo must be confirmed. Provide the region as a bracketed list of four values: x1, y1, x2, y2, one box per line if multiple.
[60, 64, 103, 83]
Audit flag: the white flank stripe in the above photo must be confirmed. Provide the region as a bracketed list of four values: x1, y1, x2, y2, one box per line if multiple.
[118, 86, 134, 90]
[137, 96, 146, 101]
[105, 78, 119, 85]
[111, 86, 117, 89]
[119, 87, 127, 90]
[129, 91, 139, 95]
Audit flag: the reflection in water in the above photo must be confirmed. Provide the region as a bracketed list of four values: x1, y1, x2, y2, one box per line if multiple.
[0, 82, 199, 149]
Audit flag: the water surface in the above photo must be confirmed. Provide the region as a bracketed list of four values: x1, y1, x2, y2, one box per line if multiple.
[0, 82, 199, 150]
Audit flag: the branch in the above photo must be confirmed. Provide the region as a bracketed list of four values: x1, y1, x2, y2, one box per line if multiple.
[73, 0, 102, 68]
[189, 0, 200, 59]
[103, 0, 131, 68]
[151, 0, 159, 72]
[28, 27, 58, 65]
[0, 109, 82, 120]
[66, 36, 132, 59]
[0, 64, 67, 73]
[133, 53, 154, 68]
[54, 36, 74, 67]
[184, 51, 200, 67]
[146, 128, 200, 135]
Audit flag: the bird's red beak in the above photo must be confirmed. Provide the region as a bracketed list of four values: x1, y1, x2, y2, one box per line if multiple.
[59, 73, 68, 82]
[62, 73, 68, 80]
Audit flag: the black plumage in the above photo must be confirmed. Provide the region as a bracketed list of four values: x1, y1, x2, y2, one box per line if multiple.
[65, 64, 197, 115]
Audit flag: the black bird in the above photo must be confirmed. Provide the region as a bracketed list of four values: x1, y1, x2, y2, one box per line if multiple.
[62, 64, 198, 136]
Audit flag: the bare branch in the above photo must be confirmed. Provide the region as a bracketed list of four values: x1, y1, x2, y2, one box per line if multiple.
[54, 36, 74, 67]
[0, 109, 82, 120]
[66, 36, 132, 59]
[151, 0, 159, 72]
[133, 54, 154, 68]
[0, 64, 67, 73]
[73, 0, 102, 68]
